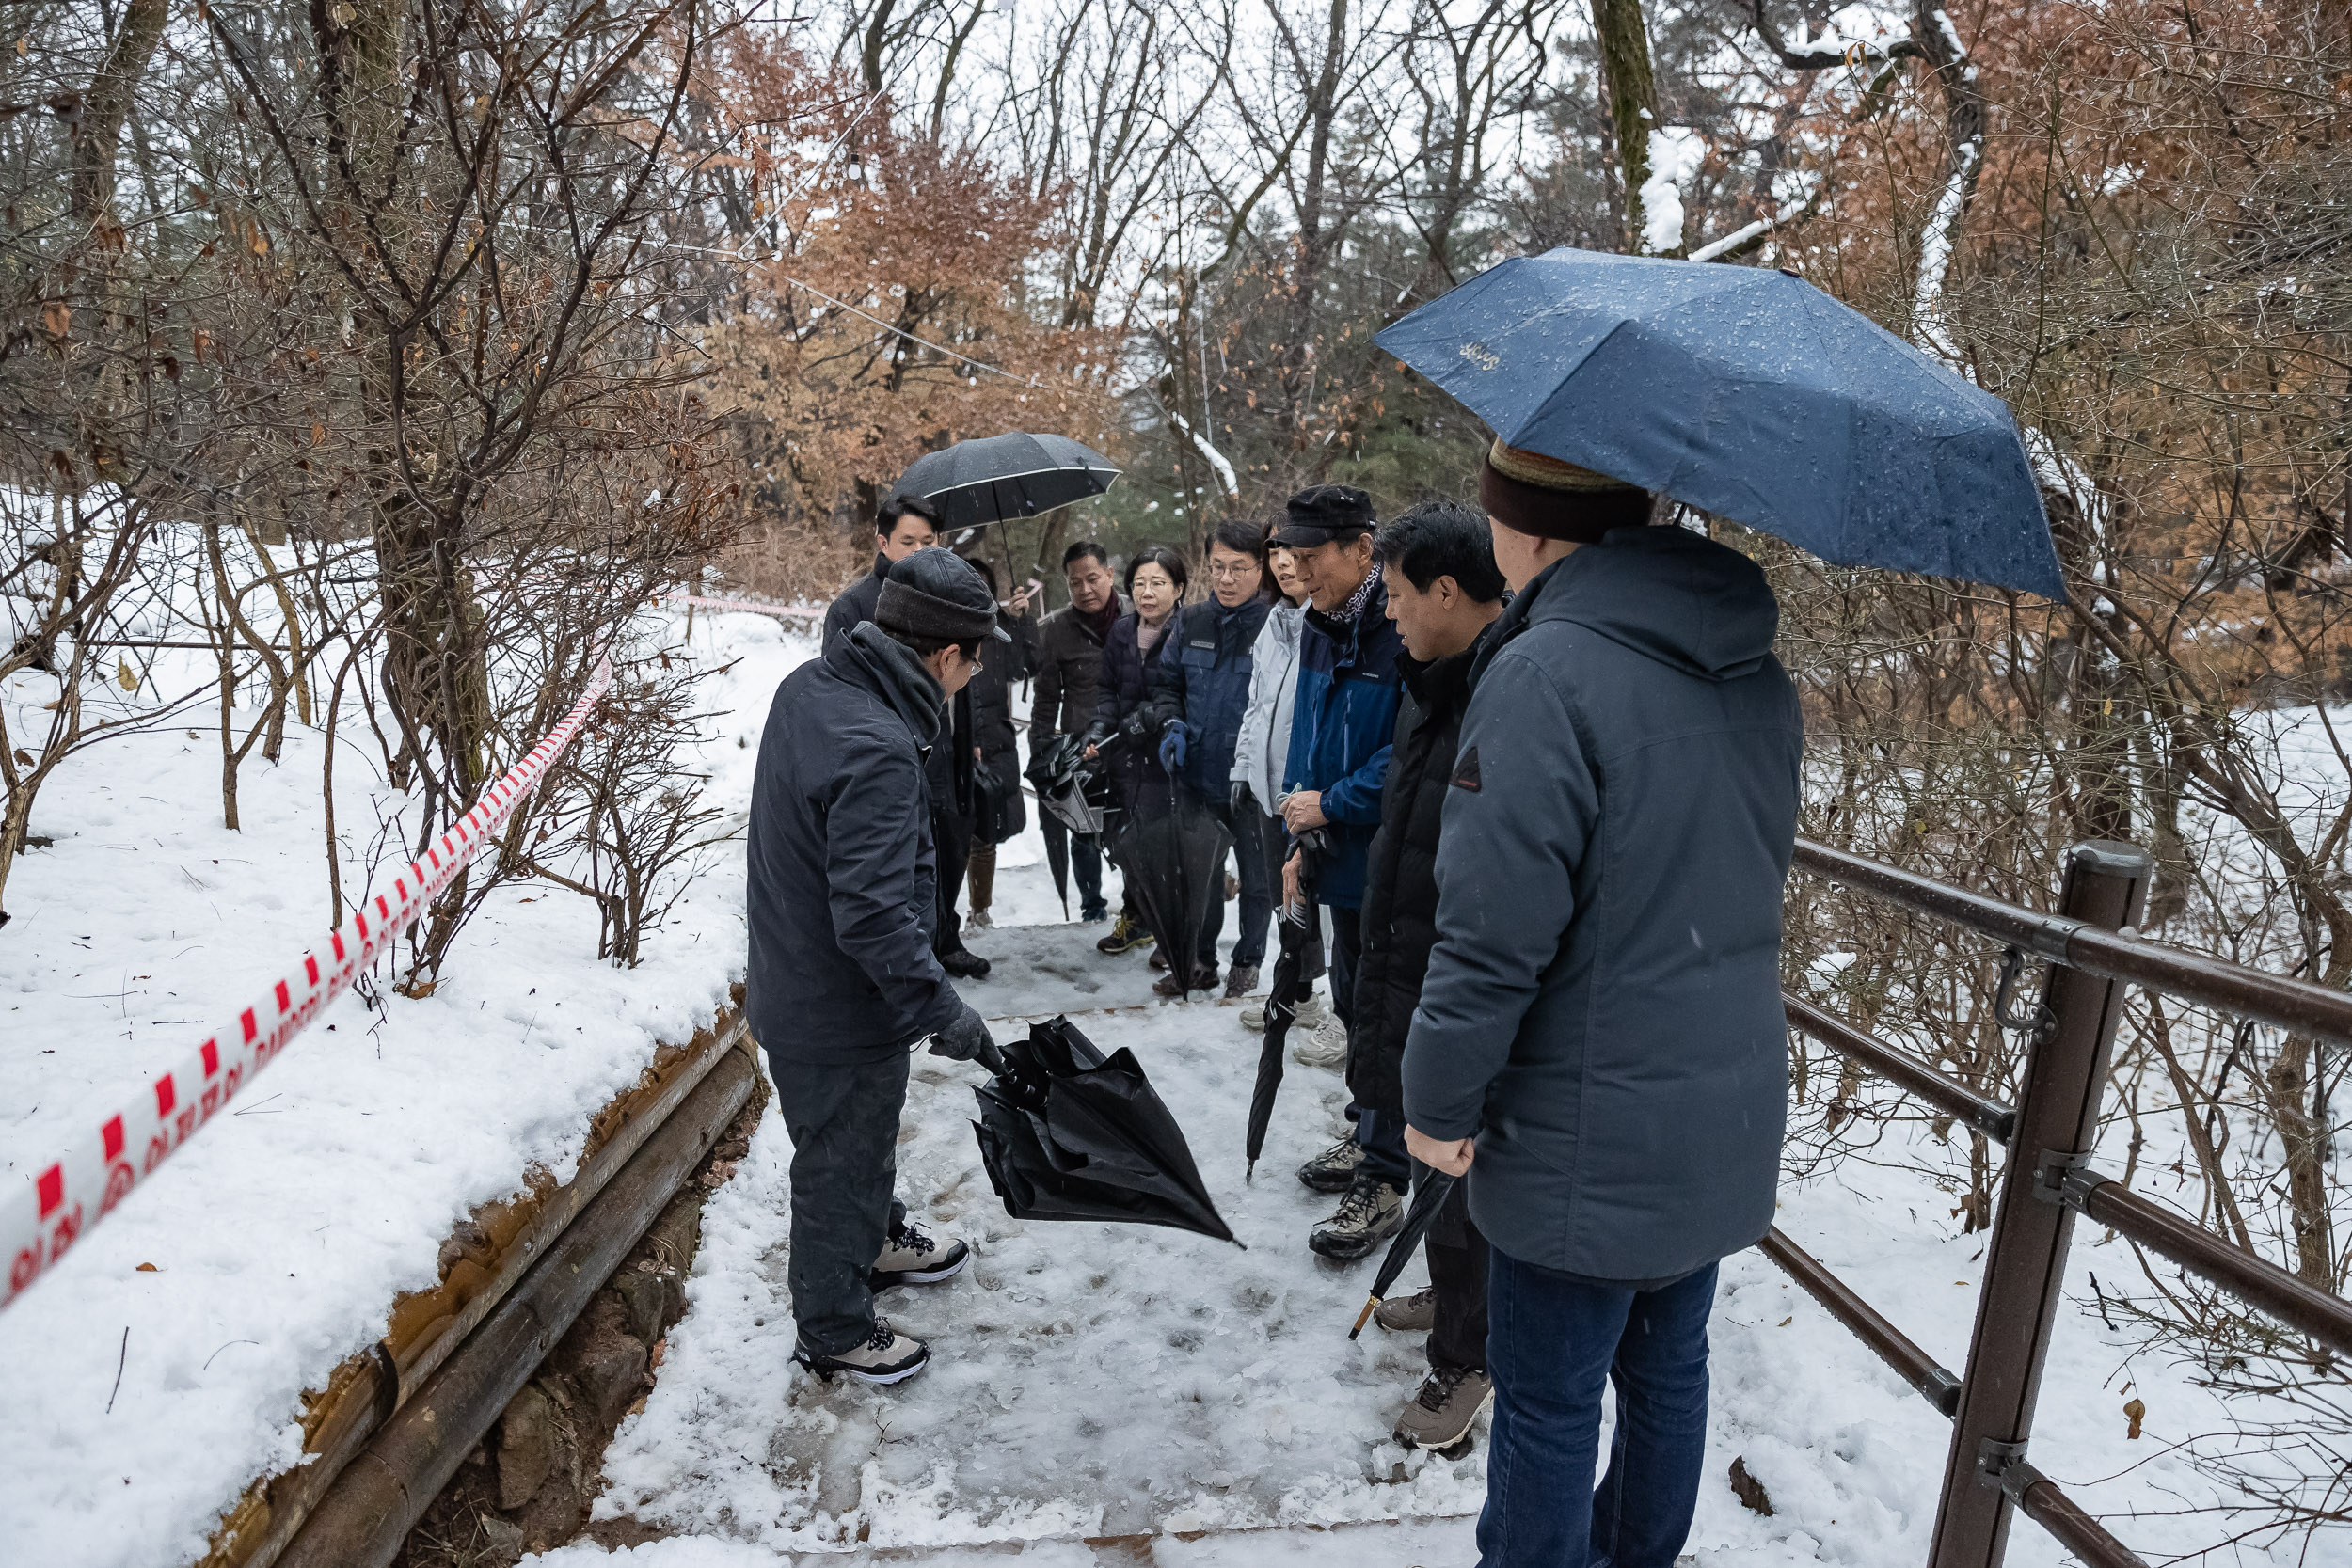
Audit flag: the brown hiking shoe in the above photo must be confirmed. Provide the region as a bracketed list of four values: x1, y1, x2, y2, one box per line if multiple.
[1393, 1365, 1492, 1452]
[1374, 1286, 1438, 1334]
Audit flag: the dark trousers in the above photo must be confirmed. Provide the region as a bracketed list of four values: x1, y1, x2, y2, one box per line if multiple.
[1479, 1253, 1718, 1568]
[931, 805, 974, 953]
[1422, 1174, 1489, 1374]
[1356, 1106, 1412, 1191]
[1040, 810, 1105, 917]
[1199, 797, 1272, 969]
[1327, 900, 1361, 1032]
[771, 1047, 911, 1356]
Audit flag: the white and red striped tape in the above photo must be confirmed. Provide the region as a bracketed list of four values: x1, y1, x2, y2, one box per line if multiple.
[669, 592, 824, 622]
[1, 658, 615, 1311]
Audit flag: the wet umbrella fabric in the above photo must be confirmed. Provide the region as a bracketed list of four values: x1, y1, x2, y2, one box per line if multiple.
[1104, 771, 1231, 993]
[1245, 828, 1327, 1179]
[1374, 248, 2064, 597]
[970, 1018, 1235, 1243]
[889, 433, 1120, 531]
[1348, 1171, 1459, 1338]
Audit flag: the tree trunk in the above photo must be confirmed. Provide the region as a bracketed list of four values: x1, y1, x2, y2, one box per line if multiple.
[1590, 0, 1659, 255]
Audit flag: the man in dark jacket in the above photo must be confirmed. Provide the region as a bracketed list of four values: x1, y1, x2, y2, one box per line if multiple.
[962, 558, 1039, 928]
[750, 548, 1010, 1386]
[824, 497, 990, 978]
[1347, 500, 1505, 1454]
[1145, 518, 1272, 997]
[1402, 442, 1803, 1566]
[1271, 484, 1407, 1259]
[1027, 541, 1125, 923]
[821, 494, 943, 648]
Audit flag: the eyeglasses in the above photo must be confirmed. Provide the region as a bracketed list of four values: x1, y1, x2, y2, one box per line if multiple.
[1206, 561, 1257, 580]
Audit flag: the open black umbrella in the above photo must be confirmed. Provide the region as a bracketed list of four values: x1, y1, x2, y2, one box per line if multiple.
[1104, 765, 1231, 994]
[890, 433, 1120, 531]
[970, 1017, 1236, 1244]
[1244, 827, 1326, 1179]
[1348, 1171, 1460, 1338]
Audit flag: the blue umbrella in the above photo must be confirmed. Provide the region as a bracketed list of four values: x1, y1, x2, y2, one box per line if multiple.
[1374, 248, 2064, 597]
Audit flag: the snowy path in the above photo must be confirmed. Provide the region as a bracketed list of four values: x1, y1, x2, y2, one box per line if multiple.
[539, 836, 2345, 1566]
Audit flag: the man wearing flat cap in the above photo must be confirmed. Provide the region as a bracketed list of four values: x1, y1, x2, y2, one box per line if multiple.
[1267, 483, 1413, 1262]
[749, 547, 1009, 1386]
[1401, 442, 1803, 1565]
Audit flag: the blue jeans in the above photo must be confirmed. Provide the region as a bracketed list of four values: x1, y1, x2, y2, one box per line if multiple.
[1480, 1252, 1718, 1568]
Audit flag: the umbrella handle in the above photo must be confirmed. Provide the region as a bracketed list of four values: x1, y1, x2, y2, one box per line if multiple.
[974, 1038, 1009, 1078]
[1348, 1294, 1378, 1340]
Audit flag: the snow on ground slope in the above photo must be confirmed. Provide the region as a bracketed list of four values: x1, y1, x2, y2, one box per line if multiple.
[558, 848, 2339, 1567]
[0, 605, 813, 1567]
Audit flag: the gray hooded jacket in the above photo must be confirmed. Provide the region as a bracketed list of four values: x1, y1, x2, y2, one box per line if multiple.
[1401, 526, 1803, 1281]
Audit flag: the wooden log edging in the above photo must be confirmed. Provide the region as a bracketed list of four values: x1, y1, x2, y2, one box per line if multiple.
[273, 1038, 762, 1568]
[199, 992, 751, 1568]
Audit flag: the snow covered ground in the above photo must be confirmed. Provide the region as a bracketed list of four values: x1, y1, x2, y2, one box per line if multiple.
[549, 844, 2343, 1568]
[0, 602, 817, 1567]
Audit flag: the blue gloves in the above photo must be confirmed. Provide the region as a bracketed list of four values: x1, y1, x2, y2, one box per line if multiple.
[1158, 721, 1187, 774]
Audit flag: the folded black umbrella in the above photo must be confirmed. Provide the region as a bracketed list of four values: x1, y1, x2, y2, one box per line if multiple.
[971, 1017, 1237, 1244]
[1104, 769, 1231, 993]
[1349, 1171, 1459, 1338]
[890, 432, 1120, 531]
[1245, 827, 1325, 1179]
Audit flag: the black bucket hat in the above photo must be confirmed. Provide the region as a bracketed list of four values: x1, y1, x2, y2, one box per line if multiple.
[876, 548, 1012, 642]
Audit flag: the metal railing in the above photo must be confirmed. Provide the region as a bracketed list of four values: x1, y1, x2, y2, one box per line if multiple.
[1772, 837, 2352, 1568]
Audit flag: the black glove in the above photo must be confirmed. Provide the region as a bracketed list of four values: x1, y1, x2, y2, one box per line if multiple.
[1120, 706, 1153, 741]
[1079, 720, 1112, 751]
[928, 1001, 993, 1063]
[1231, 782, 1250, 814]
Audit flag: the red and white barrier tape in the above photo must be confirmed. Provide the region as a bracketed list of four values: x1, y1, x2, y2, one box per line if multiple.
[669, 592, 825, 622]
[2, 658, 616, 1311]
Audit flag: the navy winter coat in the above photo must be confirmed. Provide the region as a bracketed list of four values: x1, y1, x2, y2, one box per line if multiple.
[1146, 595, 1270, 800]
[1402, 527, 1804, 1281]
[1282, 574, 1405, 908]
[747, 623, 966, 1064]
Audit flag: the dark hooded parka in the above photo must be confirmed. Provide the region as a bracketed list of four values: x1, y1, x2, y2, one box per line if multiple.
[747, 622, 965, 1061]
[1402, 525, 1804, 1282]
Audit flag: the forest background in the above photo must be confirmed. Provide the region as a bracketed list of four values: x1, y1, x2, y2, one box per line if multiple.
[5, 0, 2350, 1550]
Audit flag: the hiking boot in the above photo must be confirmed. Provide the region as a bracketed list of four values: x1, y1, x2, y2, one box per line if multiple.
[940, 949, 991, 979]
[1153, 964, 1219, 998]
[966, 909, 994, 930]
[1096, 914, 1153, 955]
[1080, 902, 1110, 923]
[1293, 1015, 1348, 1068]
[1222, 963, 1260, 1000]
[1393, 1365, 1493, 1452]
[793, 1319, 930, 1386]
[868, 1219, 970, 1291]
[1149, 947, 1169, 972]
[1242, 992, 1327, 1033]
[1310, 1174, 1406, 1260]
[1375, 1286, 1438, 1334]
[1296, 1134, 1365, 1194]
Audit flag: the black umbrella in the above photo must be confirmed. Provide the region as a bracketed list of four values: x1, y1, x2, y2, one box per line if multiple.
[1030, 734, 1110, 920]
[890, 433, 1120, 531]
[1104, 765, 1231, 994]
[1348, 1171, 1460, 1338]
[1244, 827, 1326, 1180]
[970, 1017, 1237, 1244]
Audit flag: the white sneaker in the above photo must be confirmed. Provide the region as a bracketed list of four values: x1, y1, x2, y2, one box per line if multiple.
[1241, 992, 1327, 1033]
[1293, 1014, 1348, 1068]
[868, 1219, 971, 1291]
[794, 1319, 930, 1385]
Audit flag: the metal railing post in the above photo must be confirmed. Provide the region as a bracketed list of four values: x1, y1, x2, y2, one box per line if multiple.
[1927, 840, 2151, 1568]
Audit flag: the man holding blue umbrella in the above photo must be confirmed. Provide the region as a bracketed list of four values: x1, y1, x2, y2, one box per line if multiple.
[1402, 441, 1803, 1567]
